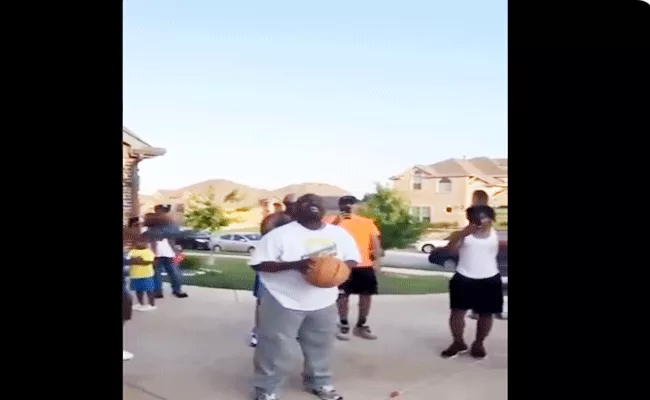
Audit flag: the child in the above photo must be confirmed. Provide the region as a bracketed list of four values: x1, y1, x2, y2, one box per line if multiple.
[123, 251, 134, 361]
[127, 238, 157, 311]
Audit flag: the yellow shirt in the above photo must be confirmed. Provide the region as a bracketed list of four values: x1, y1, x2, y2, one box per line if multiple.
[127, 248, 155, 279]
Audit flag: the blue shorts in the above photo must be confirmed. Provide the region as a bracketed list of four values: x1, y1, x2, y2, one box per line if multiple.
[130, 277, 155, 292]
[252, 274, 261, 298]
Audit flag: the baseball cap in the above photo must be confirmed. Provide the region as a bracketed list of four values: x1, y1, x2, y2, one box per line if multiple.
[338, 195, 360, 206]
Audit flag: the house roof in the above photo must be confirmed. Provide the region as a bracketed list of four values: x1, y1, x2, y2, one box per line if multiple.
[391, 157, 507, 186]
[123, 126, 166, 158]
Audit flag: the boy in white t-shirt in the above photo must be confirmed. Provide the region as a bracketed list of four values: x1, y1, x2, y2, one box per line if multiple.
[249, 194, 360, 400]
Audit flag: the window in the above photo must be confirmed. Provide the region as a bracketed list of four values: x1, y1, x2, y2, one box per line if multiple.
[220, 235, 232, 240]
[233, 234, 246, 242]
[437, 177, 452, 193]
[412, 175, 422, 190]
[410, 206, 431, 223]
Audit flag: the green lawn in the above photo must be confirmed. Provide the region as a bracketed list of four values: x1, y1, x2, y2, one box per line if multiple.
[177, 256, 449, 295]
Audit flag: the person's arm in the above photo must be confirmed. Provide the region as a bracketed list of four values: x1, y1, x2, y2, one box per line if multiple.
[368, 220, 384, 262]
[499, 240, 508, 252]
[444, 224, 478, 252]
[337, 228, 362, 268]
[124, 257, 145, 265]
[249, 229, 307, 272]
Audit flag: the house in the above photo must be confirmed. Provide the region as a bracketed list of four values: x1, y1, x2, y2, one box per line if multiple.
[389, 157, 508, 226]
[123, 127, 166, 225]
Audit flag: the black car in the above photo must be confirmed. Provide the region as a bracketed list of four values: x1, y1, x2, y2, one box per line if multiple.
[174, 229, 212, 251]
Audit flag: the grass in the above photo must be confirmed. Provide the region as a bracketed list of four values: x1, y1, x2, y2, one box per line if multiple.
[173, 256, 449, 295]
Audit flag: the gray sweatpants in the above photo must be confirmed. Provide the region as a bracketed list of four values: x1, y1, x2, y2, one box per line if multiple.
[254, 284, 337, 394]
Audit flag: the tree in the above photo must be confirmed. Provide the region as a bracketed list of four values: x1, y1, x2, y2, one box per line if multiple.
[359, 184, 428, 249]
[183, 187, 250, 232]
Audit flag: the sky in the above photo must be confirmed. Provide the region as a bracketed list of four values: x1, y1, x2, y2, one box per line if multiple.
[124, 0, 507, 197]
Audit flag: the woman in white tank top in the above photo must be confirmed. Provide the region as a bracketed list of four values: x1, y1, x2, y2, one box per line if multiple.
[440, 205, 504, 360]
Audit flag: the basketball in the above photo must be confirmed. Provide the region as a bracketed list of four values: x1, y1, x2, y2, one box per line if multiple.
[304, 256, 351, 288]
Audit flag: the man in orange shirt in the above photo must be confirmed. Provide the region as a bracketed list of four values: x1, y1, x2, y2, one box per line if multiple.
[323, 196, 383, 340]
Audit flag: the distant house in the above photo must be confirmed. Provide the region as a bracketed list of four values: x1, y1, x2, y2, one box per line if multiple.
[122, 127, 166, 225]
[389, 157, 508, 226]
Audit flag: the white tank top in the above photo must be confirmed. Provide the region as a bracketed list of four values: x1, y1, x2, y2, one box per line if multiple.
[456, 228, 499, 279]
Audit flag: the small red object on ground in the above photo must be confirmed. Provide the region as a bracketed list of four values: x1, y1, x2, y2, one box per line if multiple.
[390, 391, 399, 397]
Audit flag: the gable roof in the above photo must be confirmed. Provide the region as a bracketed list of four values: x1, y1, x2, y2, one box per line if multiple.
[389, 157, 507, 186]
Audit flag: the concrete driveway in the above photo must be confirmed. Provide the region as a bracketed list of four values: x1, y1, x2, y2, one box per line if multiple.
[124, 286, 507, 400]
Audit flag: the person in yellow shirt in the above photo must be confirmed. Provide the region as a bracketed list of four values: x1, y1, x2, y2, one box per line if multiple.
[127, 238, 157, 311]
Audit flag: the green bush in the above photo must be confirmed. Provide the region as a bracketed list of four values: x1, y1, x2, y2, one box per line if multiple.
[497, 220, 508, 227]
[179, 256, 203, 270]
[428, 221, 459, 229]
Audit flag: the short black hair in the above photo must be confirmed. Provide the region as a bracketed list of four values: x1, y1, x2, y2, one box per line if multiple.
[472, 190, 489, 204]
[127, 217, 140, 227]
[338, 195, 359, 206]
[466, 205, 496, 224]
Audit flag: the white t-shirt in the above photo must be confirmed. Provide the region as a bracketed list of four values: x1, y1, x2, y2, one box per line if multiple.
[249, 221, 361, 311]
[141, 227, 175, 258]
[456, 229, 499, 279]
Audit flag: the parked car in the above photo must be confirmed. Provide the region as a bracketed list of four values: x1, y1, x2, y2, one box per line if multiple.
[210, 233, 261, 254]
[174, 229, 212, 251]
[414, 238, 450, 253]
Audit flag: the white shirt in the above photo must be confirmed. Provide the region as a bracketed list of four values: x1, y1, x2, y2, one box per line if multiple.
[456, 228, 499, 279]
[141, 227, 175, 258]
[249, 221, 361, 311]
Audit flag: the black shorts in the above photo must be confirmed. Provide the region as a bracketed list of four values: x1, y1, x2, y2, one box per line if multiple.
[449, 273, 503, 315]
[339, 267, 378, 295]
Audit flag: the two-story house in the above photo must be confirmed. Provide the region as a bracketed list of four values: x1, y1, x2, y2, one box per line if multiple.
[389, 157, 508, 226]
[123, 126, 166, 225]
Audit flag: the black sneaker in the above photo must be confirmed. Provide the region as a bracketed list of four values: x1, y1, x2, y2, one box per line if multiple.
[335, 323, 350, 341]
[469, 342, 487, 359]
[154, 293, 164, 299]
[441, 341, 469, 358]
[173, 292, 189, 298]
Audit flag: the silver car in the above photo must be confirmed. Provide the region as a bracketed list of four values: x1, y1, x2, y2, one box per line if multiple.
[210, 233, 261, 254]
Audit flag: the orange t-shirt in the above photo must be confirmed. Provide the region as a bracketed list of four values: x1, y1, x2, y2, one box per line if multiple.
[323, 214, 380, 267]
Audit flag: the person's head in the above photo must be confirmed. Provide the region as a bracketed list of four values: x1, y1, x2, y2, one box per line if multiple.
[466, 205, 495, 232]
[471, 190, 489, 206]
[127, 217, 140, 228]
[338, 195, 360, 215]
[154, 204, 171, 214]
[295, 193, 325, 223]
[273, 202, 283, 213]
[133, 235, 148, 249]
[282, 193, 298, 217]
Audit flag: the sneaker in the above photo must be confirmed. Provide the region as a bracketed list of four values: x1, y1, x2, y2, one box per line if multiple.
[253, 388, 278, 400]
[249, 332, 258, 347]
[470, 342, 487, 359]
[154, 293, 164, 299]
[496, 312, 508, 320]
[173, 292, 189, 298]
[123, 350, 134, 361]
[440, 341, 469, 358]
[307, 385, 343, 400]
[353, 325, 377, 340]
[132, 303, 144, 311]
[139, 305, 157, 312]
[335, 323, 350, 341]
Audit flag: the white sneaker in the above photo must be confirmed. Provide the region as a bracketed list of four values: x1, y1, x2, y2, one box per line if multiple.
[132, 303, 144, 311]
[249, 332, 258, 347]
[123, 350, 134, 361]
[139, 305, 157, 312]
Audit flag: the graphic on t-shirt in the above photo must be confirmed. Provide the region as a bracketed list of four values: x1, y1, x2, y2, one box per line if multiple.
[301, 238, 337, 259]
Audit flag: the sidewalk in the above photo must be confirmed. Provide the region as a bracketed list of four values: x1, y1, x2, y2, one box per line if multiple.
[124, 286, 507, 400]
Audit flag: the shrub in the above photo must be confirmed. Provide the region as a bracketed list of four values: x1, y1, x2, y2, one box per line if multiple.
[497, 220, 508, 227]
[179, 256, 203, 270]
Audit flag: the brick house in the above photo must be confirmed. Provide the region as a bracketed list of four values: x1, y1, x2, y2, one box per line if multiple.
[122, 126, 166, 225]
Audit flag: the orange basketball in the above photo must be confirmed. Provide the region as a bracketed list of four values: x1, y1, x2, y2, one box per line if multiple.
[305, 256, 351, 288]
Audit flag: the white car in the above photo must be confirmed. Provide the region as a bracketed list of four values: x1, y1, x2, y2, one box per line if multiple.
[414, 239, 449, 253]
